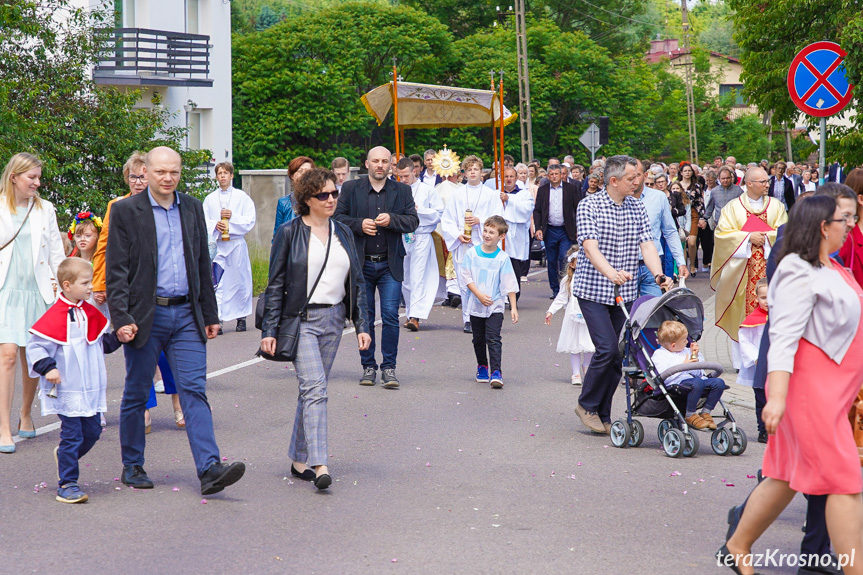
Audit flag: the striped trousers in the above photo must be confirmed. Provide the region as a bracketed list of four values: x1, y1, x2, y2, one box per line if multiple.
[289, 303, 345, 467]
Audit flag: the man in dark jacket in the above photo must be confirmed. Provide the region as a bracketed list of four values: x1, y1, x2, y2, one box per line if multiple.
[533, 163, 584, 297]
[768, 161, 796, 210]
[335, 146, 419, 389]
[107, 146, 245, 495]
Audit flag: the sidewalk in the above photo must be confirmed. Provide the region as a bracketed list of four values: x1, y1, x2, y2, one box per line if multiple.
[701, 294, 756, 410]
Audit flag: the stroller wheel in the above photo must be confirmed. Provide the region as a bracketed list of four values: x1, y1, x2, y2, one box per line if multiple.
[628, 420, 645, 448]
[662, 428, 684, 458]
[682, 430, 700, 457]
[711, 428, 732, 456]
[730, 428, 748, 456]
[657, 419, 675, 444]
[610, 419, 631, 448]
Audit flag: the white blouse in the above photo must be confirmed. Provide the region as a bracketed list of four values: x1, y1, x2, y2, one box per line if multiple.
[307, 226, 350, 305]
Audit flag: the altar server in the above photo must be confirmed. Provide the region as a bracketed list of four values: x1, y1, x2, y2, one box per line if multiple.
[202, 162, 257, 333]
[395, 158, 444, 332]
[499, 167, 534, 300]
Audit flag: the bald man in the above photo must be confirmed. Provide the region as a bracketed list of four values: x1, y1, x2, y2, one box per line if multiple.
[335, 146, 419, 389]
[107, 146, 245, 495]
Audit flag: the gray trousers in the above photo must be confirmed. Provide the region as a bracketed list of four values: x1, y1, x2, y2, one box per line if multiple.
[289, 303, 345, 467]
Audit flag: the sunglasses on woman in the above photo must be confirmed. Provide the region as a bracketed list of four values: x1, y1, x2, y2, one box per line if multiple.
[313, 190, 339, 201]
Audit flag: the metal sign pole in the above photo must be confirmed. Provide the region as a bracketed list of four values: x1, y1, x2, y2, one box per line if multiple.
[819, 117, 826, 185]
[591, 127, 596, 165]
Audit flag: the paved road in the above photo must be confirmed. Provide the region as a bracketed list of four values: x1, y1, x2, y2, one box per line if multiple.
[1, 266, 807, 574]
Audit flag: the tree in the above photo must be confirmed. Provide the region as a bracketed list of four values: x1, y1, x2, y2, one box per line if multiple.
[232, 1, 454, 169]
[726, 0, 863, 165]
[0, 0, 211, 220]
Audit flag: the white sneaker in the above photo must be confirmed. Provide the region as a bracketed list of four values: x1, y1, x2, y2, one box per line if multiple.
[100, 413, 107, 427]
[154, 379, 165, 393]
[571, 373, 582, 386]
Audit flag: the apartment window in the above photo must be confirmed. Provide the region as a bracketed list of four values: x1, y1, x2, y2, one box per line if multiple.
[186, 0, 199, 34]
[719, 84, 746, 107]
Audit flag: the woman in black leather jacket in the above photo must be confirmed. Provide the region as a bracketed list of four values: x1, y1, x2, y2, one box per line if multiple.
[261, 168, 370, 490]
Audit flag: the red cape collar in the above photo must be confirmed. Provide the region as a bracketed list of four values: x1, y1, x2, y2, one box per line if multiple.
[741, 306, 768, 328]
[29, 295, 108, 345]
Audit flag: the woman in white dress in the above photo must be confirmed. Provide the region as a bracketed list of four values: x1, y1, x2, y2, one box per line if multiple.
[0, 153, 65, 452]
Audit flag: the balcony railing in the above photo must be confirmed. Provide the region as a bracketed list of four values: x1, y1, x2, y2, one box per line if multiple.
[93, 28, 213, 87]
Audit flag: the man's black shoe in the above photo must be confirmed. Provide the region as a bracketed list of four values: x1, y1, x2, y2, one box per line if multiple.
[449, 295, 461, 308]
[758, 430, 768, 444]
[200, 461, 246, 495]
[463, 322, 472, 334]
[236, 318, 247, 332]
[121, 465, 154, 489]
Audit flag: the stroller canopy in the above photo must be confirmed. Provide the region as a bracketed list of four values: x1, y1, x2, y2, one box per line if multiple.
[627, 288, 705, 341]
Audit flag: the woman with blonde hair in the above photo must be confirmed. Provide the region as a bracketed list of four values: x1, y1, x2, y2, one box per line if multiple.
[0, 153, 65, 452]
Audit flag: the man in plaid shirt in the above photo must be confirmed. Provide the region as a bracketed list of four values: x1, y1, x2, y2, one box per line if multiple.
[573, 155, 673, 434]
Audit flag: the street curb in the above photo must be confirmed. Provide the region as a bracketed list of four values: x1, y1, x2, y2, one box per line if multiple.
[700, 293, 756, 411]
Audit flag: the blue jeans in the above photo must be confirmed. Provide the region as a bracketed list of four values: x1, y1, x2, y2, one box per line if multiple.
[577, 297, 628, 423]
[146, 352, 177, 409]
[660, 237, 676, 278]
[678, 376, 725, 415]
[637, 263, 662, 297]
[360, 260, 402, 370]
[57, 414, 102, 486]
[121, 303, 220, 477]
[544, 225, 573, 297]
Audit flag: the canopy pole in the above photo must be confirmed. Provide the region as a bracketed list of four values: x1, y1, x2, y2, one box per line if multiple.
[499, 70, 506, 251]
[392, 58, 401, 165]
[499, 70, 505, 185]
[491, 71, 499, 190]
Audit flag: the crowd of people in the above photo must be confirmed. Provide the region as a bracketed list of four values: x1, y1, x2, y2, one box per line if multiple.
[2, 144, 863, 573]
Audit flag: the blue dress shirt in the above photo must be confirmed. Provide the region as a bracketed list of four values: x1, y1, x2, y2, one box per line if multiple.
[148, 189, 189, 297]
[638, 186, 685, 266]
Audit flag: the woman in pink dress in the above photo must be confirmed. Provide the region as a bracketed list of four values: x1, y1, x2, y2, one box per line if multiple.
[719, 195, 863, 575]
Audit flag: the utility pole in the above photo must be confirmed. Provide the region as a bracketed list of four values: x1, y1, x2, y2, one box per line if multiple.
[680, 0, 698, 165]
[496, 3, 534, 164]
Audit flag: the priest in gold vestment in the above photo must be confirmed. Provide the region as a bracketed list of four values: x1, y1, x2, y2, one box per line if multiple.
[710, 167, 788, 342]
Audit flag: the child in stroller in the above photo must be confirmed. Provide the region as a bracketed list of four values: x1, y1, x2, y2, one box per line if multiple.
[611, 285, 747, 457]
[651, 320, 726, 431]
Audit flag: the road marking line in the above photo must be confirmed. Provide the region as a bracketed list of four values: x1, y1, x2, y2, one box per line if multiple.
[25, 269, 551, 440]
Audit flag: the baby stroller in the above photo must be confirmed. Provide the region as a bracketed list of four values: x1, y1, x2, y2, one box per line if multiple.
[609, 284, 747, 458]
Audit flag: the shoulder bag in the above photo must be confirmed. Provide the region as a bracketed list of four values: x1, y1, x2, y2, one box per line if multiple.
[0, 201, 35, 252]
[256, 222, 332, 362]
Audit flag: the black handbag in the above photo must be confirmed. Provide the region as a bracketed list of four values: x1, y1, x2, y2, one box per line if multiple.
[256, 222, 332, 362]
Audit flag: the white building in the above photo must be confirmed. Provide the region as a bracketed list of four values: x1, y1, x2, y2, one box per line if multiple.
[75, 0, 232, 174]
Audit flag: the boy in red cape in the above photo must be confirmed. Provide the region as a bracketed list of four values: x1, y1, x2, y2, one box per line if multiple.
[25, 258, 132, 503]
[738, 279, 769, 440]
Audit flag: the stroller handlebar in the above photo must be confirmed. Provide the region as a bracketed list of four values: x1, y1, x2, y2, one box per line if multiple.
[658, 362, 725, 380]
[613, 274, 671, 306]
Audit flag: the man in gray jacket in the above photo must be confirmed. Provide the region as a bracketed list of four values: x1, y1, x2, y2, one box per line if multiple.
[705, 166, 744, 228]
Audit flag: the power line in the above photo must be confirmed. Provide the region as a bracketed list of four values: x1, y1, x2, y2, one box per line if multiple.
[575, 0, 666, 29]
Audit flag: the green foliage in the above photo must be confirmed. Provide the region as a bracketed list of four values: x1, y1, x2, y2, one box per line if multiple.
[690, 0, 739, 58]
[232, 1, 453, 169]
[0, 0, 212, 222]
[248, 242, 270, 294]
[726, 0, 863, 164]
[232, 0, 772, 170]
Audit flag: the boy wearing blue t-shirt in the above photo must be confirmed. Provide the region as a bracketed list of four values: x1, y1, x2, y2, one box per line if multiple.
[459, 215, 519, 388]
